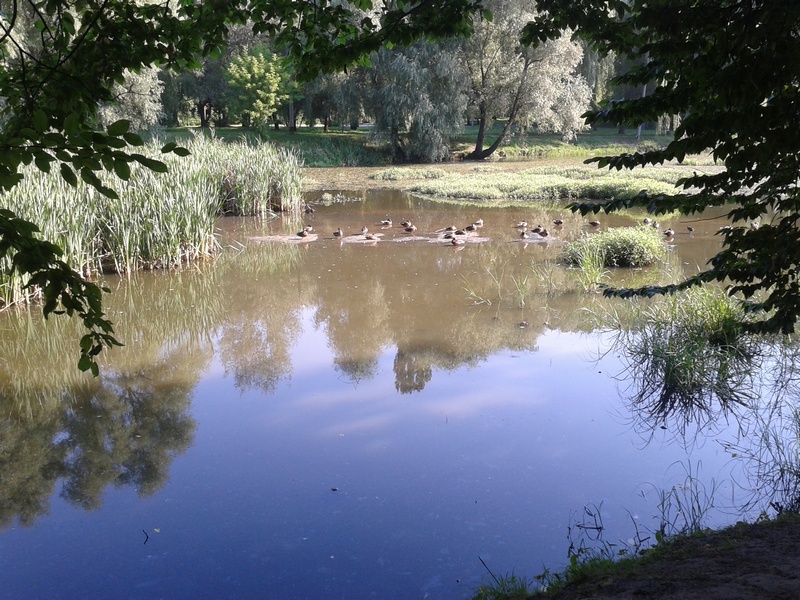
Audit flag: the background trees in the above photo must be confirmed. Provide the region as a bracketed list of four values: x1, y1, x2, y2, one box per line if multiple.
[225, 46, 288, 128]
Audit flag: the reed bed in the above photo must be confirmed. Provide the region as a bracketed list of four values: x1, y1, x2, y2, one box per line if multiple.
[0, 135, 303, 306]
[562, 226, 667, 268]
[404, 165, 690, 203]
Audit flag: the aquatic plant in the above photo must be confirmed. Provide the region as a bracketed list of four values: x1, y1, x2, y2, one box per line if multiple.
[0, 135, 303, 305]
[561, 226, 666, 269]
[600, 287, 760, 437]
[472, 557, 534, 600]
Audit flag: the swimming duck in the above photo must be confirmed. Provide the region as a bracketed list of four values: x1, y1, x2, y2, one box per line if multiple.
[588, 220, 600, 227]
[687, 226, 695, 233]
[333, 227, 343, 237]
[552, 219, 564, 226]
[643, 217, 652, 225]
[473, 218, 484, 227]
[297, 229, 311, 237]
[400, 220, 412, 228]
[663, 228, 675, 237]
[304, 204, 315, 214]
[381, 218, 392, 226]
[515, 220, 528, 228]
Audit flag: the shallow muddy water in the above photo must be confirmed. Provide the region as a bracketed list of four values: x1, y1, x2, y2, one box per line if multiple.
[0, 190, 771, 599]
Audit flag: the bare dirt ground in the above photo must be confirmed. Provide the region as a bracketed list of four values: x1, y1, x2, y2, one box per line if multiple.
[540, 518, 800, 600]
[302, 163, 800, 600]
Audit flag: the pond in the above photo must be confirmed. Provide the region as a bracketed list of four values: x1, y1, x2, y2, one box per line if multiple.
[0, 190, 785, 599]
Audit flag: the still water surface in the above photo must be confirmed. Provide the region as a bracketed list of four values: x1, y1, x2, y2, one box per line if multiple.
[0, 190, 757, 598]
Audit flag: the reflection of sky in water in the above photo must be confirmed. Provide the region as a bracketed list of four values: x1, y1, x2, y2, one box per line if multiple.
[0, 310, 742, 600]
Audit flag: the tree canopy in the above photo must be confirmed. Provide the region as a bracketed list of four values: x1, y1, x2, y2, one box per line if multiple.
[525, 0, 800, 333]
[0, 0, 485, 372]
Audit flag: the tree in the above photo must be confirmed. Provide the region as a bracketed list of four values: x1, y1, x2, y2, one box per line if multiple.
[523, 0, 800, 333]
[0, 0, 485, 372]
[368, 42, 467, 162]
[225, 46, 287, 128]
[459, 0, 590, 159]
[98, 67, 164, 132]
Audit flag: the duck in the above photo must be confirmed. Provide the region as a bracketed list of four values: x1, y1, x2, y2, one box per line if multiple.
[651, 221, 660, 229]
[643, 217, 652, 225]
[531, 224, 544, 234]
[588, 220, 600, 227]
[552, 219, 564, 226]
[304, 204, 315, 214]
[454, 229, 467, 236]
[404, 225, 417, 233]
[361, 226, 369, 235]
[473, 218, 484, 227]
[400, 220, 412, 228]
[443, 232, 455, 239]
[687, 225, 695, 233]
[444, 225, 458, 232]
[364, 232, 378, 241]
[380, 218, 392, 226]
[451, 236, 466, 246]
[515, 220, 528, 228]
[539, 228, 549, 238]
[333, 227, 343, 237]
[465, 223, 478, 232]
[520, 230, 530, 240]
[297, 225, 314, 237]
[663, 228, 675, 237]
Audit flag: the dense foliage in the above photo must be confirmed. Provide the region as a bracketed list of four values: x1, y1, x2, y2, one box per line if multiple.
[525, 0, 800, 333]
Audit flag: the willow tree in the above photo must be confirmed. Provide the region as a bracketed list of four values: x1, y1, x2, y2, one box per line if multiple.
[368, 42, 468, 162]
[459, 0, 591, 160]
[526, 0, 800, 333]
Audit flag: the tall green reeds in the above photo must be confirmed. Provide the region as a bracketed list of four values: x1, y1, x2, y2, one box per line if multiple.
[0, 135, 303, 305]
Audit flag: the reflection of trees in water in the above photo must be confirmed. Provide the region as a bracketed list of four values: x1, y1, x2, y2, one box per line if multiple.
[393, 347, 433, 394]
[216, 242, 307, 392]
[315, 281, 392, 384]
[0, 270, 218, 529]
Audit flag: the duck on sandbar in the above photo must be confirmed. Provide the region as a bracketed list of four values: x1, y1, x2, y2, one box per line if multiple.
[400, 220, 412, 228]
[515, 220, 528, 228]
[404, 225, 417, 233]
[333, 227, 343, 237]
[381, 218, 392, 226]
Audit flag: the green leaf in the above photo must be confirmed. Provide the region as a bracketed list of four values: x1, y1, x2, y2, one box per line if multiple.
[32, 110, 49, 133]
[60, 163, 77, 187]
[106, 120, 131, 136]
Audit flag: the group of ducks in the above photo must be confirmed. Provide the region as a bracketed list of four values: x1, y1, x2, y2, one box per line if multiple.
[324, 217, 488, 245]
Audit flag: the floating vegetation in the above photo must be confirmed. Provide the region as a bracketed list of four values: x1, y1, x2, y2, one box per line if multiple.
[369, 167, 447, 180]
[404, 165, 693, 203]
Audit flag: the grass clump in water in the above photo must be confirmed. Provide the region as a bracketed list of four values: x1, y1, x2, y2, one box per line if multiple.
[562, 226, 666, 268]
[369, 167, 447, 180]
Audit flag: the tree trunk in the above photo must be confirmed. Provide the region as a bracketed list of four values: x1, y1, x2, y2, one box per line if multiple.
[323, 116, 329, 133]
[465, 58, 531, 161]
[288, 101, 297, 133]
[198, 101, 212, 128]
